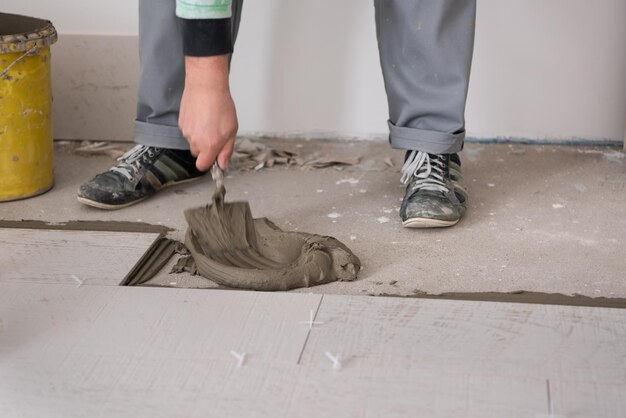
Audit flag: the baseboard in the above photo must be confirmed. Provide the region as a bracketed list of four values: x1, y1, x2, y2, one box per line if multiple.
[465, 137, 624, 147]
[238, 131, 623, 148]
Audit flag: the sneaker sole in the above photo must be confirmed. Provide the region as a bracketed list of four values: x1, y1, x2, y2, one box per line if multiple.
[402, 217, 460, 228]
[77, 175, 204, 210]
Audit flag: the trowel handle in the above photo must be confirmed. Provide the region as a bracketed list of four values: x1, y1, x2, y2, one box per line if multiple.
[210, 162, 224, 190]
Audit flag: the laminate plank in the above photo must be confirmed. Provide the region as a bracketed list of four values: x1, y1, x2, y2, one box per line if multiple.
[0, 228, 162, 285]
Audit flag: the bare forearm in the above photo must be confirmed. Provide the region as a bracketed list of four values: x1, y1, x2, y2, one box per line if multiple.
[184, 55, 230, 89]
[179, 54, 238, 171]
[175, 1, 237, 172]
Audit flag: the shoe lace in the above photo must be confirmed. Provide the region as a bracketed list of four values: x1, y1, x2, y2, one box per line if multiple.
[110, 144, 160, 182]
[400, 150, 449, 193]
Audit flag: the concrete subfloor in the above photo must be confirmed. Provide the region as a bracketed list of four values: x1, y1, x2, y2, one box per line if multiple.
[1, 139, 625, 298]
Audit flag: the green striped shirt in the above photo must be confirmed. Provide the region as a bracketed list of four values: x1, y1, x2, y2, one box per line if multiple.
[176, 0, 232, 19]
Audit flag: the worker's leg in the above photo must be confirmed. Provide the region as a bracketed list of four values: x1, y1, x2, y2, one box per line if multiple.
[78, 0, 244, 209]
[374, 0, 476, 227]
[136, 0, 244, 149]
[374, 0, 475, 154]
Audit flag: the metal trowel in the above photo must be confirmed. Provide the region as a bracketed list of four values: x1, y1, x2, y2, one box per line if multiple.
[210, 162, 225, 198]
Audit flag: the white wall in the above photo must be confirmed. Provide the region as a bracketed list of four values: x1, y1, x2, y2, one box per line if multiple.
[3, 0, 626, 142]
[2, 0, 138, 35]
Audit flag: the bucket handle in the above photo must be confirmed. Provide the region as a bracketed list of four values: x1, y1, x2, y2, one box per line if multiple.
[0, 46, 38, 78]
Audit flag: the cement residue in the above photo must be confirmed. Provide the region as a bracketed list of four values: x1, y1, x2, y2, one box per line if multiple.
[121, 237, 185, 286]
[183, 186, 361, 291]
[0, 219, 172, 234]
[376, 290, 626, 309]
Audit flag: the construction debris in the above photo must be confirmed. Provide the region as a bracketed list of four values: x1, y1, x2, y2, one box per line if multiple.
[74, 141, 132, 159]
[306, 156, 361, 168]
[232, 138, 361, 171]
[65, 138, 372, 171]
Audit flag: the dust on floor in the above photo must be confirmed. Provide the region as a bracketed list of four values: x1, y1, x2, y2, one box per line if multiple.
[1, 138, 624, 298]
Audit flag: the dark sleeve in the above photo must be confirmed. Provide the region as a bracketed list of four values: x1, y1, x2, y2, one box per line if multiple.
[179, 18, 233, 57]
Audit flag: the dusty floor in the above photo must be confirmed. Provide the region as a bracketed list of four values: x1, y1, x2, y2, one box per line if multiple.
[1, 139, 625, 298]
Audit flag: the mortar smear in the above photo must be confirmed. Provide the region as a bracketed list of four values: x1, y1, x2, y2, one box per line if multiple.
[183, 187, 361, 291]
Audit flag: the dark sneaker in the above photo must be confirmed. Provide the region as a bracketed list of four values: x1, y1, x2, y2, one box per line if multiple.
[449, 153, 468, 205]
[78, 144, 205, 209]
[399, 151, 467, 228]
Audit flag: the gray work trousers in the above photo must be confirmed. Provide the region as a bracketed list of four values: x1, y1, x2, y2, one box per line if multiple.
[136, 0, 475, 155]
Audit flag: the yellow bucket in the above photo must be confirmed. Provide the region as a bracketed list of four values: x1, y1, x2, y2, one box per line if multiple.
[0, 13, 57, 201]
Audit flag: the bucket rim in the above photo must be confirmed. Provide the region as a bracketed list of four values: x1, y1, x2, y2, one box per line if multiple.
[0, 12, 57, 54]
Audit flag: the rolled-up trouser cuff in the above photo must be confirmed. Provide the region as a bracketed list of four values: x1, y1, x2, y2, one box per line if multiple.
[134, 121, 189, 150]
[388, 121, 465, 155]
